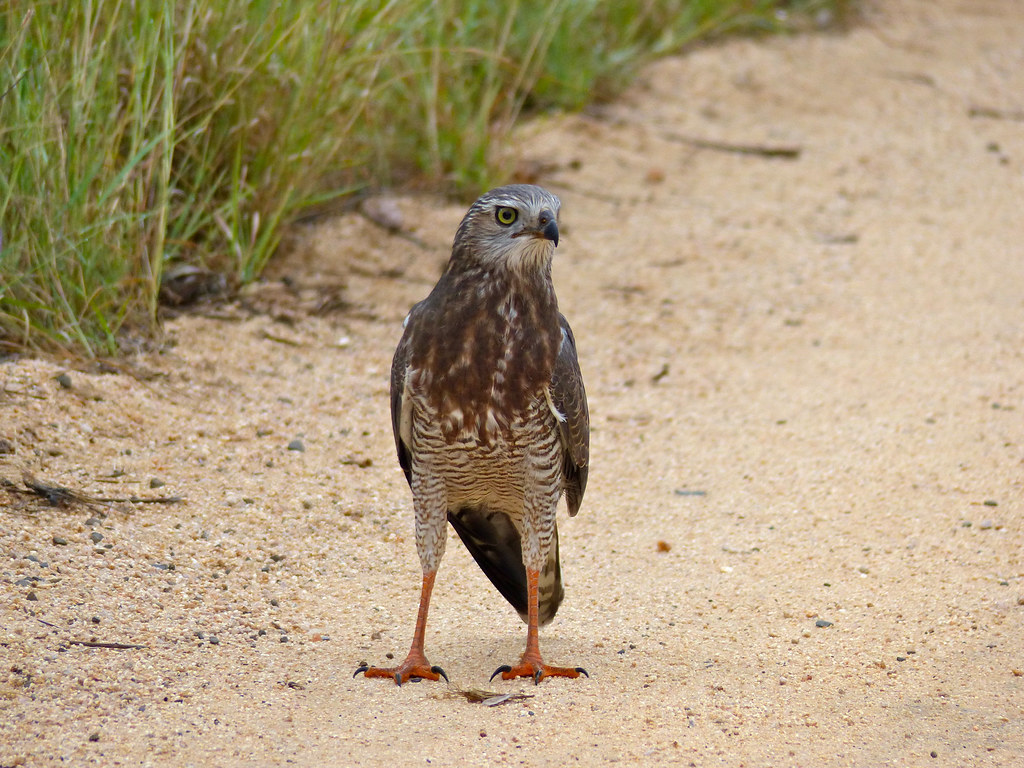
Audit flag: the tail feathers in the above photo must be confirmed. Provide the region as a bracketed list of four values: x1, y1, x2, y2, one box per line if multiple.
[448, 507, 564, 626]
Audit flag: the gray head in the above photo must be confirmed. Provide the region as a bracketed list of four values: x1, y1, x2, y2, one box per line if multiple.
[450, 185, 561, 274]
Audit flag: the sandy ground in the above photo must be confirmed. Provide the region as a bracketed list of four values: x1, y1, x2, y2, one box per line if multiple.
[2, 1, 1023, 765]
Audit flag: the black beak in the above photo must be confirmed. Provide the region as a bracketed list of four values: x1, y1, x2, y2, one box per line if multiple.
[539, 210, 559, 247]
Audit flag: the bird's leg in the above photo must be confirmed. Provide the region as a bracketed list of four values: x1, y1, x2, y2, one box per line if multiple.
[491, 568, 587, 684]
[354, 570, 448, 685]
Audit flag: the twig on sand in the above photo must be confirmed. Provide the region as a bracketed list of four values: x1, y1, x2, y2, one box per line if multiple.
[664, 132, 802, 159]
[968, 105, 1024, 122]
[68, 640, 146, 650]
[440, 685, 535, 707]
[6, 473, 182, 509]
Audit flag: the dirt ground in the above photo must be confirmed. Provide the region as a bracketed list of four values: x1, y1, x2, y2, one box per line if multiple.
[2, 1, 1023, 765]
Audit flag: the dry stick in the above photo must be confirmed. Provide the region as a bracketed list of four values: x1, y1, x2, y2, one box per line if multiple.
[94, 495, 183, 504]
[68, 640, 147, 650]
[16, 472, 181, 507]
[968, 105, 1024, 122]
[664, 132, 802, 159]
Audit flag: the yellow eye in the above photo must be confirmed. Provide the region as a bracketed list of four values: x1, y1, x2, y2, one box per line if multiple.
[495, 206, 518, 226]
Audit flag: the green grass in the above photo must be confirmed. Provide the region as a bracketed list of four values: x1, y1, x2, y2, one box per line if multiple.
[0, 0, 845, 356]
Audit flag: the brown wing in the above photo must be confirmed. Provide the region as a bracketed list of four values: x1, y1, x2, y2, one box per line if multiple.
[551, 314, 589, 516]
[390, 303, 423, 487]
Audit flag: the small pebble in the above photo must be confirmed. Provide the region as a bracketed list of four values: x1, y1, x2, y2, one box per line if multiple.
[983, 499, 998, 507]
[0, 438, 14, 454]
[209, 636, 220, 645]
[287, 439, 305, 452]
[280, 635, 289, 643]
[88, 732, 99, 743]
[979, 520, 994, 530]
[815, 619, 833, 628]
[52, 536, 68, 546]
[56, 372, 73, 389]
[149, 478, 166, 489]
[91, 616, 101, 624]
[26, 591, 38, 602]
[90, 532, 103, 543]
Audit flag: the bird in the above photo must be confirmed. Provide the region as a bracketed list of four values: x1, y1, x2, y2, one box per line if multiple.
[354, 184, 590, 685]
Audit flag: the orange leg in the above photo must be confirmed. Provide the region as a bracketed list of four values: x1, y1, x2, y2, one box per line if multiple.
[490, 568, 588, 684]
[354, 571, 448, 686]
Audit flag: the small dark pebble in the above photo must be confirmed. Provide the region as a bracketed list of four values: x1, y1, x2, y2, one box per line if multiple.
[270, 598, 279, 606]
[88, 732, 100, 743]
[280, 635, 289, 643]
[26, 591, 38, 601]
[0, 438, 14, 454]
[56, 372, 73, 389]
[52, 536, 68, 546]
[209, 636, 220, 645]
[287, 439, 305, 452]
[385, 652, 394, 660]
[15, 577, 35, 587]
[270, 554, 285, 562]
[815, 619, 833, 628]
[931, 751, 938, 758]
[85, 517, 101, 527]
[149, 478, 166, 489]
[983, 499, 998, 507]
[258, 629, 267, 636]
[896, 656, 907, 662]
[90, 532, 103, 543]
[91, 616, 101, 624]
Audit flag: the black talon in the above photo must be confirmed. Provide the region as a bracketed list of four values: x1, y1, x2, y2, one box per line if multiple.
[394, 672, 403, 686]
[431, 665, 449, 683]
[353, 665, 369, 678]
[575, 667, 589, 678]
[490, 665, 512, 682]
[533, 669, 543, 685]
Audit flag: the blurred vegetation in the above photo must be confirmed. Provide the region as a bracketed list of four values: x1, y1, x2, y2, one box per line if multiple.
[0, 0, 846, 356]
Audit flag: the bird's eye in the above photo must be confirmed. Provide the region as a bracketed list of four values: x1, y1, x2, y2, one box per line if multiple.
[495, 207, 518, 226]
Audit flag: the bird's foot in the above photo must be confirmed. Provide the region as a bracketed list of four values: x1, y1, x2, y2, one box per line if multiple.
[490, 657, 588, 685]
[354, 654, 448, 686]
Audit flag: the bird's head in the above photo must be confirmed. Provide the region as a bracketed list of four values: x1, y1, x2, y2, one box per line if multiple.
[450, 184, 561, 274]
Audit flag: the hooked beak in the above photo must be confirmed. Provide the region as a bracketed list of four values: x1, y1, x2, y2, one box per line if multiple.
[540, 216, 559, 247]
[511, 209, 559, 247]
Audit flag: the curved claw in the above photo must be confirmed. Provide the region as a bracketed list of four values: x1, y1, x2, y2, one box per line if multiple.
[430, 665, 450, 683]
[353, 665, 369, 678]
[490, 665, 513, 682]
[575, 667, 589, 678]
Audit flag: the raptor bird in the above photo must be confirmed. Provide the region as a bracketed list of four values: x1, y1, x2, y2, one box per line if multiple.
[355, 184, 590, 685]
